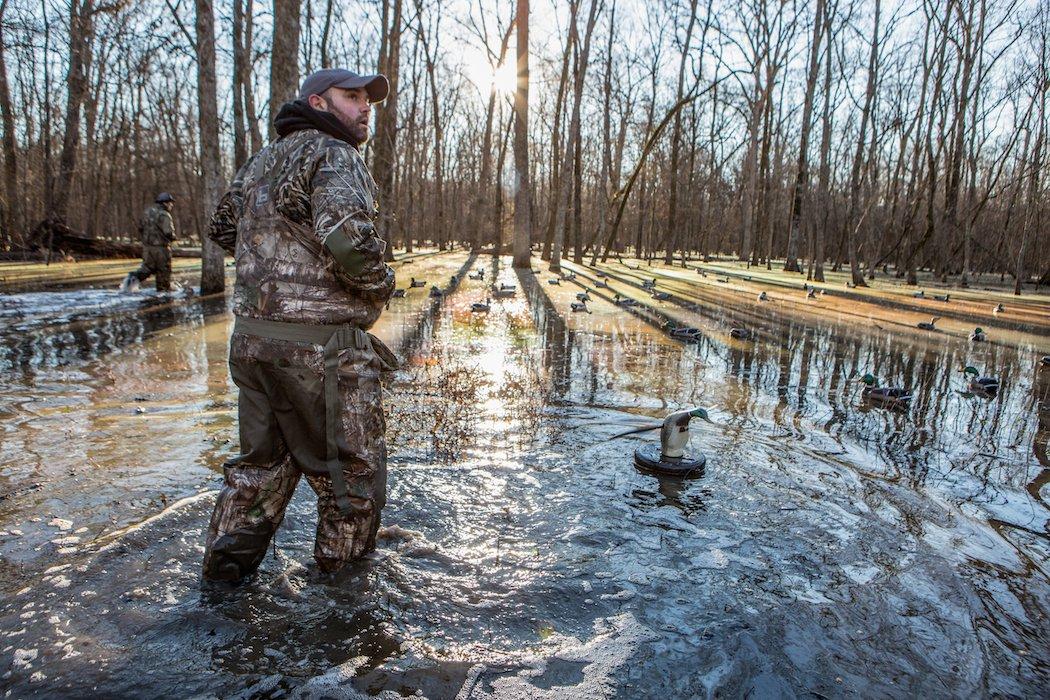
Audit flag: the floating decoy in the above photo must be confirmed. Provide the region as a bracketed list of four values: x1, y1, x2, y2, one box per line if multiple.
[570, 301, 591, 313]
[642, 279, 656, 290]
[859, 374, 913, 407]
[993, 303, 1004, 314]
[744, 276, 752, 282]
[913, 290, 925, 298]
[596, 271, 608, 278]
[652, 291, 671, 301]
[499, 283, 516, 292]
[409, 277, 426, 288]
[757, 291, 768, 301]
[612, 407, 713, 478]
[548, 278, 561, 285]
[491, 285, 515, 299]
[698, 269, 707, 277]
[717, 277, 730, 283]
[846, 281, 856, 289]
[613, 294, 633, 307]
[730, 328, 753, 340]
[429, 286, 443, 297]
[469, 269, 484, 280]
[450, 274, 459, 285]
[595, 279, 610, 289]
[1040, 355, 1050, 368]
[470, 298, 491, 313]
[917, 316, 940, 330]
[391, 288, 406, 298]
[564, 272, 577, 280]
[933, 292, 950, 302]
[576, 291, 591, 302]
[806, 288, 816, 299]
[969, 327, 987, 342]
[669, 326, 702, 340]
[962, 366, 999, 395]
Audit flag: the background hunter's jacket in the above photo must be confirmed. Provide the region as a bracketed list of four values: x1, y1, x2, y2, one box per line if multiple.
[208, 128, 396, 327]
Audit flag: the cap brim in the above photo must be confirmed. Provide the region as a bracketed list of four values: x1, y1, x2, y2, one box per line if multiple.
[332, 74, 390, 103]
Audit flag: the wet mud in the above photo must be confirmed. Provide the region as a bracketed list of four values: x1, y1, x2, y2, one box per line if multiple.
[1, 252, 1048, 697]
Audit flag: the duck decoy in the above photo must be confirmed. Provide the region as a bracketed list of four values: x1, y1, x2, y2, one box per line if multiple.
[962, 366, 999, 395]
[595, 279, 610, 289]
[409, 277, 426, 288]
[934, 293, 950, 302]
[652, 291, 671, 301]
[913, 290, 925, 298]
[499, 282, 516, 292]
[391, 288, 406, 298]
[993, 303, 1004, 314]
[730, 328, 753, 340]
[469, 270, 484, 280]
[1040, 355, 1050, 368]
[917, 316, 940, 330]
[492, 284, 515, 299]
[716, 277, 730, 283]
[596, 271, 608, 278]
[669, 326, 702, 340]
[576, 291, 591, 302]
[612, 408, 714, 478]
[846, 281, 856, 289]
[642, 279, 656, 290]
[429, 286, 443, 297]
[969, 327, 987, 342]
[548, 278, 561, 285]
[570, 301, 591, 313]
[757, 291, 768, 301]
[806, 288, 816, 299]
[613, 294, 633, 307]
[859, 374, 913, 408]
[450, 274, 459, 284]
[471, 298, 491, 313]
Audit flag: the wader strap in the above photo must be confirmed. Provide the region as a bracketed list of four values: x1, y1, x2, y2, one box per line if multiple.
[233, 316, 370, 515]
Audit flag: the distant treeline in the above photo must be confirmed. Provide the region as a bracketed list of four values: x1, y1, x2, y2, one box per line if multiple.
[0, 0, 1047, 292]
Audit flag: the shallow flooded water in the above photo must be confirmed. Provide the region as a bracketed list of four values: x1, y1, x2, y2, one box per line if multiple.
[1, 253, 1048, 697]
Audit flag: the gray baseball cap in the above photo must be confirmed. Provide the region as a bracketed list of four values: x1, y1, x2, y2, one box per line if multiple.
[298, 69, 389, 103]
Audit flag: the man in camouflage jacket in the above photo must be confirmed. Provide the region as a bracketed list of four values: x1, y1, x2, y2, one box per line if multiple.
[124, 192, 176, 291]
[202, 69, 397, 581]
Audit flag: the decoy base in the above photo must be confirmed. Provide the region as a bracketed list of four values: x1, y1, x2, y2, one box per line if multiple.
[634, 445, 706, 478]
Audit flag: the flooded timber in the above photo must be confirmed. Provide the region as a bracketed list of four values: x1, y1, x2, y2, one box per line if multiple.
[0, 252, 1047, 697]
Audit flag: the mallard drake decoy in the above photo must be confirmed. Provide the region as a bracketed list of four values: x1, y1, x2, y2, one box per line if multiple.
[1040, 355, 1050, 368]
[548, 278, 561, 285]
[595, 279, 610, 289]
[962, 366, 999, 395]
[564, 272, 577, 280]
[806, 288, 816, 298]
[859, 373, 912, 407]
[469, 270, 484, 280]
[596, 271, 608, 278]
[613, 294, 633, 307]
[570, 301, 591, 313]
[391, 288, 406, 298]
[670, 326, 701, 340]
[471, 298, 491, 313]
[969, 327, 987, 342]
[576, 291, 591, 302]
[499, 283, 516, 292]
[934, 293, 950, 302]
[716, 277, 730, 283]
[993, 303, 1004, 314]
[917, 316, 940, 330]
[409, 277, 426, 288]
[641, 279, 656, 290]
[492, 285, 515, 299]
[429, 286, 443, 297]
[757, 291, 767, 301]
[652, 291, 671, 301]
[730, 328, 753, 340]
[913, 290, 925, 298]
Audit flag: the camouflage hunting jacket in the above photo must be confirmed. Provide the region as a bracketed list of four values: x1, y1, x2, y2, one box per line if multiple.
[141, 204, 175, 247]
[208, 129, 395, 328]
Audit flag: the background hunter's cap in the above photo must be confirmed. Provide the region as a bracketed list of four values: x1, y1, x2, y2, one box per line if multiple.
[155, 192, 174, 203]
[298, 69, 389, 103]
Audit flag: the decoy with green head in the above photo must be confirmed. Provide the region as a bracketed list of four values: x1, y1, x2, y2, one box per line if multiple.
[470, 298, 491, 313]
[969, 327, 987, 342]
[859, 374, 912, 408]
[610, 408, 714, 459]
[962, 366, 999, 395]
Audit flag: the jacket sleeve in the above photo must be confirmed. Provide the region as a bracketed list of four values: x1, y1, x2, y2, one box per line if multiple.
[159, 211, 176, 244]
[208, 160, 252, 255]
[309, 144, 395, 303]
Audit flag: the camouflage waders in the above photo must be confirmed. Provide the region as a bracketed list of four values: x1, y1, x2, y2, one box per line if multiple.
[203, 112, 396, 581]
[131, 203, 176, 291]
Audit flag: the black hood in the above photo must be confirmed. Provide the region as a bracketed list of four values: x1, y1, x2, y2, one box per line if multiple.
[273, 100, 361, 148]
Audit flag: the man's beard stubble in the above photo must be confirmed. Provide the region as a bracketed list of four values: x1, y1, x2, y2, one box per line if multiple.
[328, 104, 369, 146]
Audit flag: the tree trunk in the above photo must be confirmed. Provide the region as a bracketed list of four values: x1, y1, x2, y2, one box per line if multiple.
[0, 0, 18, 248]
[54, 0, 95, 221]
[373, 0, 401, 259]
[269, 0, 301, 139]
[785, 0, 825, 273]
[845, 0, 880, 287]
[196, 0, 226, 293]
[511, 0, 532, 268]
[664, 0, 698, 264]
[232, 0, 248, 169]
